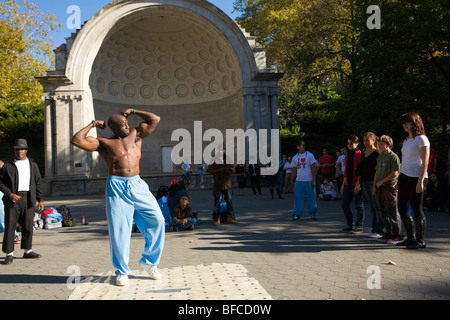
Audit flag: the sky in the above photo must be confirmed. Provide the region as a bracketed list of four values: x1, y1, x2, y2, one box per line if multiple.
[32, 0, 239, 49]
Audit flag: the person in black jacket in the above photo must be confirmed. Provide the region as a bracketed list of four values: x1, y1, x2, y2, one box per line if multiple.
[0, 139, 44, 264]
[248, 163, 262, 195]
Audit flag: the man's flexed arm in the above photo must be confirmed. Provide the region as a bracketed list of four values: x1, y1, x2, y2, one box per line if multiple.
[71, 120, 106, 152]
[122, 109, 160, 140]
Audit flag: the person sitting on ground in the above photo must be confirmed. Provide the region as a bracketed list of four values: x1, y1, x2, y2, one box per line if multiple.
[170, 194, 197, 231]
[319, 177, 338, 200]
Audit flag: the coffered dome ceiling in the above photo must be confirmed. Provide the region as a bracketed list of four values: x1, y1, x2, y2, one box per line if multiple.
[89, 10, 242, 106]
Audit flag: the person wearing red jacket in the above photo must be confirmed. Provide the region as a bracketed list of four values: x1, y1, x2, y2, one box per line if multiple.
[340, 135, 366, 233]
[319, 148, 335, 183]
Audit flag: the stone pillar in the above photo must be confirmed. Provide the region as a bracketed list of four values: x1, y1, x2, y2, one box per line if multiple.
[252, 94, 261, 131]
[53, 95, 72, 176]
[43, 96, 55, 178]
[243, 93, 254, 130]
[270, 93, 280, 130]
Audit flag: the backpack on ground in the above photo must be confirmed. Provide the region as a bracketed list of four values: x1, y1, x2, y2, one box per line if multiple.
[56, 205, 76, 227]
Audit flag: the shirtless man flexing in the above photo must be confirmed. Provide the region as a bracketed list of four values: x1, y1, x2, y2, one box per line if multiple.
[71, 108, 165, 286]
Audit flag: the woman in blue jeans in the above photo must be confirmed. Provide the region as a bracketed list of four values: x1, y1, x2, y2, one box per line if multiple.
[355, 132, 383, 238]
[340, 136, 365, 233]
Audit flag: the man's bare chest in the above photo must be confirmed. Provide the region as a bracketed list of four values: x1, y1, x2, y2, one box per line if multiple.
[100, 138, 141, 159]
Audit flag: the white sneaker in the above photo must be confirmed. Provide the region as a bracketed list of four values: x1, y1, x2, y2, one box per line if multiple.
[367, 232, 382, 238]
[116, 274, 128, 286]
[143, 264, 162, 280]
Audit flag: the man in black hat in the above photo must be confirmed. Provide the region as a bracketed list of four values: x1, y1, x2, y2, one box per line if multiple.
[0, 138, 44, 264]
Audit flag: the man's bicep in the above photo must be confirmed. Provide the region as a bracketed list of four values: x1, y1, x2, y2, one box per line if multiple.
[136, 122, 156, 140]
[76, 136, 101, 152]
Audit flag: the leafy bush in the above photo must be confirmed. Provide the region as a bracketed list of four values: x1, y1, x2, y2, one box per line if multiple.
[0, 103, 44, 146]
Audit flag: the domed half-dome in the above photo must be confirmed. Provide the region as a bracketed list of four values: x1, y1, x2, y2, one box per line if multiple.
[89, 8, 242, 105]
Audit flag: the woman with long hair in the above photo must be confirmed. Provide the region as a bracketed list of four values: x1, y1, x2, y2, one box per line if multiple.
[397, 112, 430, 249]
[340, 135, 365, 233]
[355, 132, 383, 238]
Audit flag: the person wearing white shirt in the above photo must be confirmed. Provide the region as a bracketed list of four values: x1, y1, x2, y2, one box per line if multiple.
[290, 140, 318, 220]
[181, 161, 191, 184]
[283, 157, 294, 193]
[0, 139, 44, 264]
[336, 148, 347, 192]
[396, 112, 430, 249]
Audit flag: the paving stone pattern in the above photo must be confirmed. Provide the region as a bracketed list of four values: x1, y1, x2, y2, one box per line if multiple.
[1, 189, 449, 300]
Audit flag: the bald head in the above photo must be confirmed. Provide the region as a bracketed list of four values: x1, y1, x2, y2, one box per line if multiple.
[108, 114, 130, 138]
[108, 114, 126, 128]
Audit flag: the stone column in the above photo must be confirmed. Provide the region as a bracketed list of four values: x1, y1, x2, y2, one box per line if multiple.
[53, 95, 72, 176]
[43, 96, 54, 178]
[270, 92, 280, 130]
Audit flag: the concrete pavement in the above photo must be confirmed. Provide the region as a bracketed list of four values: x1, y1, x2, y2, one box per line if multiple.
[1, 188, 449, 301]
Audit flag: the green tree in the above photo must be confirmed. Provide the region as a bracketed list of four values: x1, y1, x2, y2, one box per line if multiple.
[0, 0, 60, 107]
[234, 0, 361, 91]
[0, 102, 44, 145]
[234, 0, 449, 167]
[234, 0, 362, 150]
[354, 0, 449, 150]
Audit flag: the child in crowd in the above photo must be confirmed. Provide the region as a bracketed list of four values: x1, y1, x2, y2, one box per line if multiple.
[171, 194, 197, 231]
[319, 177, 338, 200]
[373, 135, 402, 244]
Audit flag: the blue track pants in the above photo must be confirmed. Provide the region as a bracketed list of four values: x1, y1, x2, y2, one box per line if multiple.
[293, 180, 318, 218]
[105, 176, 165, 275]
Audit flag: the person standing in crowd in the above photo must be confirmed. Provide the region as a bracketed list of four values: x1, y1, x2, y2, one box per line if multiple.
[208, 146, 237, 226]
[0, 139, 44, 265]
[181, 161, 191, 185]
[235, 164, 246, 195]
[396, 112, 430, 249]
[283, 157, 294, 193]
[71, 108, 165, 286]
[340, 136, 365, 233]
[265, 161, 283, 200]
[319, 148, 335, 183]
[335, 147, 347, 197]
[279, 155, 288, 194]
[248, 163, 262, 195]
[334, 150, 342, 192]
[427, 147, 436, 176]
[0, 160, 20, 245]
[290, 140, 318, 220]
[373, 135, 402, 244]
[355, 132, 383, 238]
[197, 162, 207, 185]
